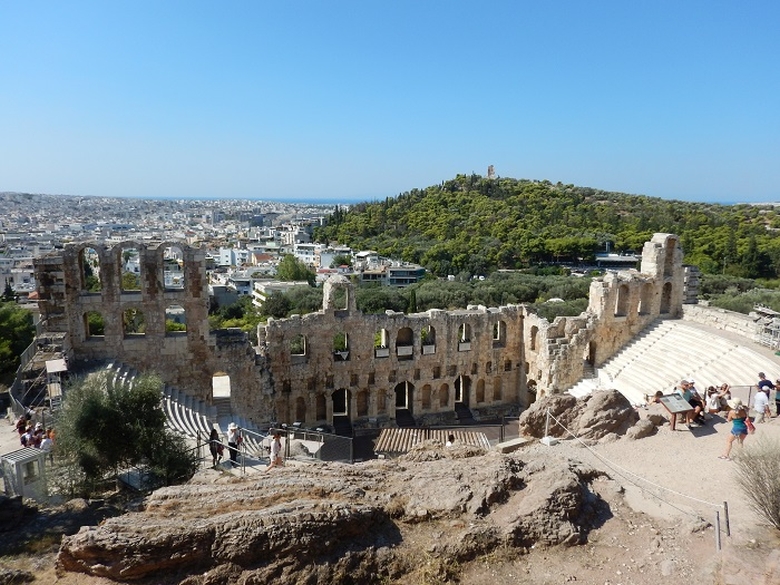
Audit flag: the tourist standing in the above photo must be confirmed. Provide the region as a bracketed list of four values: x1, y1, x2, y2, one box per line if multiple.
[266, 432, 283, 470]
[227, 423, 241, 467]
[720, 398, 749, 460]
[753, 386, 771, 423]
[775, 380, 780, 418]
[209, 428, 222, 467]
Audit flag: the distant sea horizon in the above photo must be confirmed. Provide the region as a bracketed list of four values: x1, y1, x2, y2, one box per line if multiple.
[3, 190, 778, 207]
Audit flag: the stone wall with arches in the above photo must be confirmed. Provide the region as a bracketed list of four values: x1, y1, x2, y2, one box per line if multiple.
[34, 232, 685, 429]
[33, 241, 263, 402]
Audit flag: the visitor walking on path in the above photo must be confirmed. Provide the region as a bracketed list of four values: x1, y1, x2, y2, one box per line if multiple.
[209, 428, 223, 467]
[720, 398, 749, 460]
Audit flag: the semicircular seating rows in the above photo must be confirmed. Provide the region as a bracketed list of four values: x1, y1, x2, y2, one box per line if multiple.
[567, 320, 780, 406]
[103, 362, 267, 458]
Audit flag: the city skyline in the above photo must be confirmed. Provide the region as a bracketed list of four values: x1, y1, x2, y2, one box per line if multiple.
[2, 1, 779, 204]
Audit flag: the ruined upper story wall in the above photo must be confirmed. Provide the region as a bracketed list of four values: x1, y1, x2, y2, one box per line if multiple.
[34, 241, 215, 397]
[522, 309, 596, 398]
[584, 233, 685, 367]
[260, 302, 525, 380]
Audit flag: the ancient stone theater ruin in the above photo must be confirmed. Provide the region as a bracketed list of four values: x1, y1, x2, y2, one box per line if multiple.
[32, 233, 684, 431]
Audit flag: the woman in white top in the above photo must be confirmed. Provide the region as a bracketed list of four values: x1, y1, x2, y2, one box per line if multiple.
[266, 432, 283, 470]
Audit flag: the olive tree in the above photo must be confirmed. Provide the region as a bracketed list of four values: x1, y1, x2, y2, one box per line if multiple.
[56, 371, 198, 496]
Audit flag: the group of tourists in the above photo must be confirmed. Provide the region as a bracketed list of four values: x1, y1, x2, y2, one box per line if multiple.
[207, 423, 284, 471]
[653, 373, 778, 460]
[15, 414, 55, 460]
[699, 371, 778, 460]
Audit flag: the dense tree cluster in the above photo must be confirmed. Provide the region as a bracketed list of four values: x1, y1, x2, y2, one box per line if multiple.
[0, 301, 35, 382]
[314, 175, 780, 280]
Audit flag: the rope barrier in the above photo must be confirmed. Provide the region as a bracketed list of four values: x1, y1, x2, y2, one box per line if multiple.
[544, 409, 722, 515]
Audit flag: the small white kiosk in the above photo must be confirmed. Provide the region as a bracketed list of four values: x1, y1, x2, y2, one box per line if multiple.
[1, 447, 48, 503]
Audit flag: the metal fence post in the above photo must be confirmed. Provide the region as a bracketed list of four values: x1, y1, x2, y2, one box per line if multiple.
[715, 510, 722, 551]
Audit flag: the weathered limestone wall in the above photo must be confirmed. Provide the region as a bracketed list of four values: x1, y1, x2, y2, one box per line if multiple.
[33, 232, 687, 428]
[585, 233, 684, 368]
[34, 242, 217, 399]
[524, 311, 597, 399]
[259, 286, 527, 427]
[681, 304, 760, 341]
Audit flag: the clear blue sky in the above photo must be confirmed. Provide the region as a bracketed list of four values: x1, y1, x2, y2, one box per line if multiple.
[2, 1, 779, 204]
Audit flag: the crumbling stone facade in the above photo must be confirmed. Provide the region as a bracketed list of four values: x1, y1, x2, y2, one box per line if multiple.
[33, 233, 684, 429]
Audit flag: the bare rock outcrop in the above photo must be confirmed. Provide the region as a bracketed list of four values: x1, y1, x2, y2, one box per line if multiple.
[57, 448, 608, 584]
[518, 389, 639, 440]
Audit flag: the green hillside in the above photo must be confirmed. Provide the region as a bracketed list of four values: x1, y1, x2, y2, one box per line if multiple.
[314, 174, 780, 279]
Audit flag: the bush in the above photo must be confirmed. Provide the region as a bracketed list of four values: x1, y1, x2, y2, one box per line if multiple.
[732, 435, 780, 530]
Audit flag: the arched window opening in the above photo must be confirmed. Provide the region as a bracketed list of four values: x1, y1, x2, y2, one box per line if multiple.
[492, 320, 506, 347]
[332, 388, 349, 416]
[295, 397, 306, 423]
[332, 286, 348, 310]
[660, 282, 673, 314]
[615, 283, 630, 317]
[164, 246, 185, 290]
[80, 247, 102, 292]
[122, 308, 146, 336]
[439, 384, 449, 408]
[492, 378, 503, 402]
[394, 381, 414, 412]
[454, 375, 470, 405]
[165, 304, 187, 334]
[315, 394, 327, 420]
[421, 384, 432, 410]
[476, 379, 485, 403]
[639, 282, 653, 315]
[84, 310, 104, 338]
[396, 327, 414, 360]
[374, 328, 389, 358]
[458, 323, 472, 351]
[290, 334, 307, 356]
[357, 390, 369, 417]
[421, 325, 436, 354]
[529, 326, 538, 351]
[120, 247, 141, 293]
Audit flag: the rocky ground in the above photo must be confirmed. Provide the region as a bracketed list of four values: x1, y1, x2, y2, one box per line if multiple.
[1, 390, 780, 585]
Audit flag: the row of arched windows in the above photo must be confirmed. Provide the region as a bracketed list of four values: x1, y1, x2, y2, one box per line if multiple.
[289, 320, 508, 359]
[614, 282, 673, 317]
[78, 245, 186, 294]
[83, 305, 187, 338]
[289, 377, 506, 422]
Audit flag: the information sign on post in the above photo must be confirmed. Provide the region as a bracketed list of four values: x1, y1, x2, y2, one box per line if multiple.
[658, 394, 693, 431]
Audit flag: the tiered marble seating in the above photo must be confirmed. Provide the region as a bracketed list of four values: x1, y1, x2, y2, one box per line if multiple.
[569, 320, 779, 406]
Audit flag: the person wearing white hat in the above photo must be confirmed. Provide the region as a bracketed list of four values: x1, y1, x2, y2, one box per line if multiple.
[227, 422, 242, 467]
[719, 398, 749, 460]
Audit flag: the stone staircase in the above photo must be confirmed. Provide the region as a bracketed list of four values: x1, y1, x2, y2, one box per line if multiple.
[333, 414, 354, 435]
[454, 402, 476, 424]
[393, 409, 416, 429]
